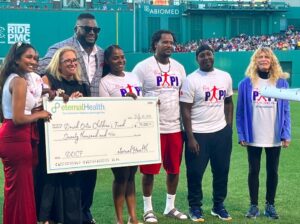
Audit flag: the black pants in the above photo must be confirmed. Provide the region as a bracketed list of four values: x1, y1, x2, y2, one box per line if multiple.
[185, 125, 232, 208]
[80, 170, 97, 223]
[247, 146, 281, 205]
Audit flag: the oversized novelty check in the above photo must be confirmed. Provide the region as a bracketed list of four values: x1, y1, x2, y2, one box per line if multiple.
[43, 97, 161, 174]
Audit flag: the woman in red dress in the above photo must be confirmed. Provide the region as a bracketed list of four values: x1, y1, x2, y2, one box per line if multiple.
[0, 42, 51, 224]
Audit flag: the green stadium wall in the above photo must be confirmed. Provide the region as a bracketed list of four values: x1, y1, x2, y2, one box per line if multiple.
[0, 7, 300, 88]
[0, 9, 134, 56]
[1, 5, 299, 55]
[125, 51, 300, 89]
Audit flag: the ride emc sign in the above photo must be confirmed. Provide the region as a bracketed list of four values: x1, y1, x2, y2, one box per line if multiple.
[0, 23, 31, 44]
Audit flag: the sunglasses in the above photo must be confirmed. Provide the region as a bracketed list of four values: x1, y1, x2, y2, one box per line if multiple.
[77, 25, 101, 34]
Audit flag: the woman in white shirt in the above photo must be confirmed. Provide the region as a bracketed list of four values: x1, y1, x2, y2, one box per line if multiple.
[99, 45, 142, 224]
[0, 42, 51, 224]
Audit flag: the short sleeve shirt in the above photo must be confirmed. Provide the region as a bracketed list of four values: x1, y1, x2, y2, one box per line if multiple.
[180, 68, 233, 133]
[99, 72, 142, 97]
[132, 56, 186, 133]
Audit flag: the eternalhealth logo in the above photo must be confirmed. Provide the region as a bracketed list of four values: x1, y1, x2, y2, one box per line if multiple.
[51, 102, 105, 114]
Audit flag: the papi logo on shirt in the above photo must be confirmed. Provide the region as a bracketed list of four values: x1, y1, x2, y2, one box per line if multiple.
[120, 84, 142, 97]
[156, 72, 179, 88]
[204, 85, 226, 102]
[253, 89, 277, 104]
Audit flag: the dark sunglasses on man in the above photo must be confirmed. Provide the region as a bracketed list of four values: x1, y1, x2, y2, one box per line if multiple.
[77, 25, 101, 34]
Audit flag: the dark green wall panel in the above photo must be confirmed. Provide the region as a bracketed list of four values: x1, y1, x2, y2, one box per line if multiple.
[125, 51, 300, 88]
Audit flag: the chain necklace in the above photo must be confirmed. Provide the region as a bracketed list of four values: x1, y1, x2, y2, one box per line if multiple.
[155, 56, 171, 75]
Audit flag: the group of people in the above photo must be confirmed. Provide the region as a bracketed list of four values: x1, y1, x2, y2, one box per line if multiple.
[174, 29, 300, 53]
[0, 12, 291, 224]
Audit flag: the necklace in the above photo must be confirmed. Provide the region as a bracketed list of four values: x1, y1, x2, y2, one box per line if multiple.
[155, 56, 171, 75]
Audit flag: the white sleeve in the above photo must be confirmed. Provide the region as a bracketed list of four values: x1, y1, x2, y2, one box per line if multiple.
[180, 64, 187, 78]
[226, 73, 233, 97]
[179, 77, 194, 103]
[132, 63, 144, 85]
[99, 79, 110, 97]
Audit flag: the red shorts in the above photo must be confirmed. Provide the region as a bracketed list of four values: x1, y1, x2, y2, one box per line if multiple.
[140, 132, 183, 175]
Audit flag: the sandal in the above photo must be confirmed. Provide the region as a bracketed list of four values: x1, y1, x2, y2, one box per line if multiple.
[143, 210, 158, 223]
[164, 208, 188, 220]
[127, 216, 144, 224]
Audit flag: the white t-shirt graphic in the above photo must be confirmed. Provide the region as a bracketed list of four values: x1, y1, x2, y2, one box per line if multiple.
[99, 72, 142, 97]
[249, 78, 281, 147]
[132, 56, 186, 133]
[180, 68, 233, 133]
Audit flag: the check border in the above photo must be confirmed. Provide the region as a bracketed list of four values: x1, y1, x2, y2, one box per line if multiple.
[43, 97, 161, 173]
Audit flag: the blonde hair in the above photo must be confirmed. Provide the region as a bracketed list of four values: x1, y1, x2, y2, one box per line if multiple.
[46, 46, 82, 82]
[245, 47, 289, 85]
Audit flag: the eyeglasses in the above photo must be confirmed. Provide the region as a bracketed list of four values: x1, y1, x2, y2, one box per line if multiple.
[61, 58, 78, 64]
[77, 25, 101, 34]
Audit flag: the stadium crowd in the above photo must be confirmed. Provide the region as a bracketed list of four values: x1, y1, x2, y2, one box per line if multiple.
[174, 29, 300, 52]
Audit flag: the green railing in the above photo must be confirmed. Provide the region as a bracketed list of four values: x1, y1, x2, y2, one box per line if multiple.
[0, 1, 53, 9]
[0, 0, 133, 10]
[184, 0, 289, 11]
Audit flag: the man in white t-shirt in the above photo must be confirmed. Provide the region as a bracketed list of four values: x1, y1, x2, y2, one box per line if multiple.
[180, 45, 233, 222]
[132, 30, 187, 223]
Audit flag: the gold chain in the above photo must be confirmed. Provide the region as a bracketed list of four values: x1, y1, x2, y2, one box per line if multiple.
[155, 57, 171, 75]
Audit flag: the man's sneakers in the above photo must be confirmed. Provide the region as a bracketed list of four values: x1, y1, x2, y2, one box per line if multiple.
[189, 207, 205, 222]
[211, 205, 232, 221]
[245, 205, 260, 219]
[264, 203, 279, 219]
[188, 205, 232, 222]
[187, 203, 278, 221]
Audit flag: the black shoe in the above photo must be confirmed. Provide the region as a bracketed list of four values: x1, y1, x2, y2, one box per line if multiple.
[189, 207, 205, 222]
[211, 205, 232, 221]
[264, 203, 279, 219]
[83, 219, 96, 224]
[245, 204, 260, 219]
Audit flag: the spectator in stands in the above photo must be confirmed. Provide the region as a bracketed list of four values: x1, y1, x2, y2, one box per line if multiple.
[180, 44, 233, 222]
[236, 47, 291, 219]
[132, 30, 187, 223]
[0, 42, 51, 224]
[38, 13, 104, 224]
[173, 29, 300, 53]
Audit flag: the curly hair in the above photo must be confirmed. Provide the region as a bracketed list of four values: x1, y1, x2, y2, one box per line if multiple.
[245, 47, 289, 85]
[151, 30, 176, 52]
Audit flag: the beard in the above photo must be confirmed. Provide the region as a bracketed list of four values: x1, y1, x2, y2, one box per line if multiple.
[77, 35, 97, 48]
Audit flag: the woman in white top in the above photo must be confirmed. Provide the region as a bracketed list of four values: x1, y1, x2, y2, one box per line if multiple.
[0, 42, 51, 224]
[236, 47, 291, 219]
[99, 45, 142, 224]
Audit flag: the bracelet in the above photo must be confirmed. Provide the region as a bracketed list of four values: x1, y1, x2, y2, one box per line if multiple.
[56, 88, 65, 97]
